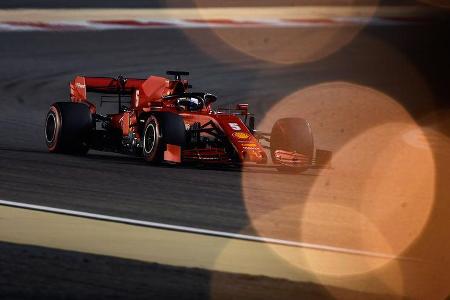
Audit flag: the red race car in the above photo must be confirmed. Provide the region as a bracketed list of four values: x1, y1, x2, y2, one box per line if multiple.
[45, 71, 330, 173]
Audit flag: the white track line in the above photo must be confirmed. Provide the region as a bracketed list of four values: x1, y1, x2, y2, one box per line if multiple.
[0, 199, 417, 261]
[0, 17, 422, 32]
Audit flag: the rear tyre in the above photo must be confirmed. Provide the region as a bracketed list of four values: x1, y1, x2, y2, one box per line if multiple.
[270, 118, 314, 174]
[143, 116, 163, 163]
[142, 113, 186, 164]
[45, 102, 93, 155]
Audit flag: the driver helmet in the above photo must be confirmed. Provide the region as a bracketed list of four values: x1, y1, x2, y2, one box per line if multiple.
[177, 97, 202, 111]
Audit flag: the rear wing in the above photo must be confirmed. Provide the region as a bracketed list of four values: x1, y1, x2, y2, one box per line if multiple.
[70, 75, 190, 113]
[70, 76, 146, 113]
[70, 76, 145, 101]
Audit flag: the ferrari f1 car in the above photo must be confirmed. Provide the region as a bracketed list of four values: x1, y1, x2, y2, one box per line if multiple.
[45, 71, 331, 173]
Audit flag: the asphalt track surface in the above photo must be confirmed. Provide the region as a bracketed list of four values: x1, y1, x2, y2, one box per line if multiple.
[2, 241, 404, 300]
[0, 7, 450, 300]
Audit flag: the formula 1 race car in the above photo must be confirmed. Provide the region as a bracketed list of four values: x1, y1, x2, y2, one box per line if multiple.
[45, 71, 331, 173]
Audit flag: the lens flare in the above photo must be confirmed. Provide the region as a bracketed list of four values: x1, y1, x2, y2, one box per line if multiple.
[240, 81, 442, 298]
[184, 2, 378, 65]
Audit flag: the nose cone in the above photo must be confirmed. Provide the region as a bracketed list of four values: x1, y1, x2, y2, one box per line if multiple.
[241, 149, 268, 164]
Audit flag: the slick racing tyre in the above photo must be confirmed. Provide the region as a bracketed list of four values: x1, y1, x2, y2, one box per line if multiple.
[270, 117, 314, 174]
[45, 102, 93, 155]
[143, 115, 163, 163]
[143, 113, 186, 164]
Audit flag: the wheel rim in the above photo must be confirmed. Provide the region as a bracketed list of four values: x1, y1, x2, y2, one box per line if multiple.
[144, 123, 156, 154]
[45, 112, 57, 143]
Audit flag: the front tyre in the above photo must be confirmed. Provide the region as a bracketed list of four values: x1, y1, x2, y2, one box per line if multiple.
[45, 102, 93, 154]
[270, 117, 314, 174]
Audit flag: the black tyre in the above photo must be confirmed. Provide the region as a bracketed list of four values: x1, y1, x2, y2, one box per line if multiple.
[142, 112, 186, 164]
[45, 102, 93, 154]
[270, 118, 314, 173]
[143, 115, 163, 163]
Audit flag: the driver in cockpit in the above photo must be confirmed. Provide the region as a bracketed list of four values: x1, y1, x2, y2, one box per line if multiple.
[177, 97, 203, 111]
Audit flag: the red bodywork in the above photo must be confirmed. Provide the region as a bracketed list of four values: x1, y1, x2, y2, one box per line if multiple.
[70, 74, 268, 165]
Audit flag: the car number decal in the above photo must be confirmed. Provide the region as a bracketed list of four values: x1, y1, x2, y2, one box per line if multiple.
[229, 123, 241, 131]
